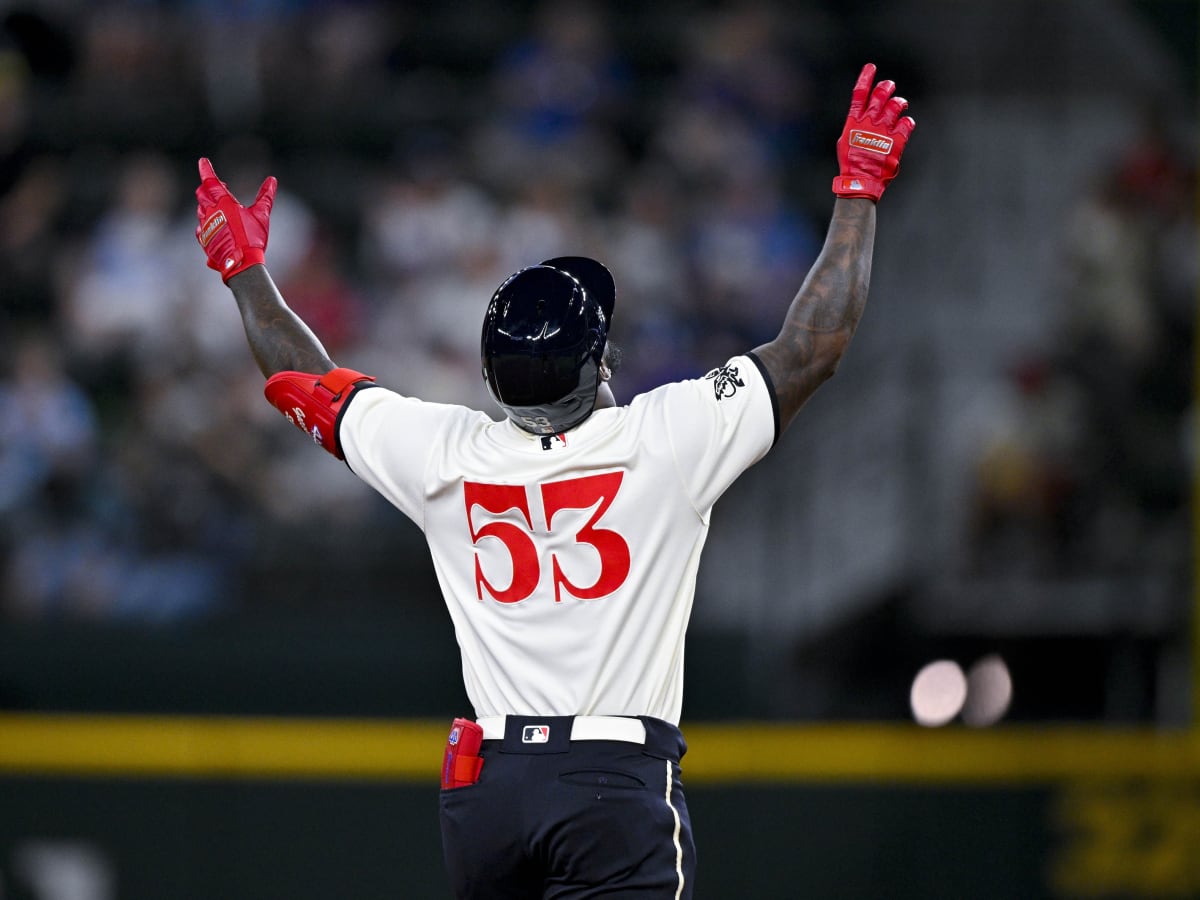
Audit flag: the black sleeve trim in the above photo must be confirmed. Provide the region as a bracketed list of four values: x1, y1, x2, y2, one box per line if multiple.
[334, 381, 381, 465]
[746, 351, 780, 448]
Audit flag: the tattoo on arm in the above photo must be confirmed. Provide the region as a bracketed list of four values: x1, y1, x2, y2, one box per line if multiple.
[228, 266, 335, 377]
[753, 198, 876, 431]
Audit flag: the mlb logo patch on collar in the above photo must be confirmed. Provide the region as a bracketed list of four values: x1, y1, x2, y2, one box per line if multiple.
[522, 725, 550, 744]
[540, 433, 568, 451]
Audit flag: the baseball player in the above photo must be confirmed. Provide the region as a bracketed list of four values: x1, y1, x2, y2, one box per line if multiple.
[194, 63, 914, 899]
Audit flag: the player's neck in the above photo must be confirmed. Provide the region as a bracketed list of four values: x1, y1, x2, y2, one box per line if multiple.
[595, 383, 616, 410]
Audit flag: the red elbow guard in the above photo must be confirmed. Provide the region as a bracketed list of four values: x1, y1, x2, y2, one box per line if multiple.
[264, 367, 375, 460]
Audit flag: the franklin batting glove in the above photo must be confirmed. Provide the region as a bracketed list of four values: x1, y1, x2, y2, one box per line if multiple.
[195, 157, 277, 283]
[832, 63, 916, 202]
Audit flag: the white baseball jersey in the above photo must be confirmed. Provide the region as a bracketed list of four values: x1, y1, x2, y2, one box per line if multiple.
[338, 354, 777, 725]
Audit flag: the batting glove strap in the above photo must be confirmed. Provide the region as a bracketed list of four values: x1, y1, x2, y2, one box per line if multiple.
[832, 174, 887, 201]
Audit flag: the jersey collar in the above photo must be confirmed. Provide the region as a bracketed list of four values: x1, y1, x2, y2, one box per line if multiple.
[490, 409, 616, 453]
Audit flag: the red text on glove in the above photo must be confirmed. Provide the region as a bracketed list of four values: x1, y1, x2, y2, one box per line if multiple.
[849, 130, 893, 154]
[465, 472, 631, 604]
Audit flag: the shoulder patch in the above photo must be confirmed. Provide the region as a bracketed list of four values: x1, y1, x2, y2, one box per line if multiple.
[704, 364, 745, 400]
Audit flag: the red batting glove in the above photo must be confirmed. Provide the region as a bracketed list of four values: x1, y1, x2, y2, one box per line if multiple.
[194, 157, 278, 283]
[832, 63, 916, 202]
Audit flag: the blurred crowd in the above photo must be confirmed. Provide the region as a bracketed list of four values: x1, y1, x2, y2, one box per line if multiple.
[0, 1, 1193, 629]
[965, 106, 1195, 581]
[0, 1, 846, 621]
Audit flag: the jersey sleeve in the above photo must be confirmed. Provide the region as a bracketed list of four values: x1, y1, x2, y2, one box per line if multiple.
[656, 353, 779, 514]
[336, 386, 477, 530]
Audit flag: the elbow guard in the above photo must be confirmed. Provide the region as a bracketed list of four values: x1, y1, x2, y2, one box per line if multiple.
[264, 367, 375, 460]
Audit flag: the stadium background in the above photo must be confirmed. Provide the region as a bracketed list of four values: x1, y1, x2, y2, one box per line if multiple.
[0, 0, 1195, 896]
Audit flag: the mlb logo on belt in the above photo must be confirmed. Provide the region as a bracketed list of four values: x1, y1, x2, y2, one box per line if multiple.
[522, 725, 550, 744]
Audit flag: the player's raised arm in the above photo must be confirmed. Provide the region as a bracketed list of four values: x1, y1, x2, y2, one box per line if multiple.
[194, 157, 374, 460]
[194, 157, 334, 378]
[751, 63, 915, 433]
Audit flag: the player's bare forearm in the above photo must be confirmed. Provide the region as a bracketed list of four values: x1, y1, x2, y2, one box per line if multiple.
[227, 265, 335, 378]
[751, 197, 875, 430]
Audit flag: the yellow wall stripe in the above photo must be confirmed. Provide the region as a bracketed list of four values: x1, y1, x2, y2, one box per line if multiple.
[0, 714, 1197, 784]
[682, 723, 1200, 783]
[0, 714, 448, 781]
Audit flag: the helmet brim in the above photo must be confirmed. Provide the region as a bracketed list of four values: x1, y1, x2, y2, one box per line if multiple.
[540, 256, 615, 326]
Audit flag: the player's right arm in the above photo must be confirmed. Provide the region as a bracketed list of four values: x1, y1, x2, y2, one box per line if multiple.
[751, 63, 915, 434]
[194, 157, 334, 378]
[226, 265, 336, 378]
[195, 157, 373, 459]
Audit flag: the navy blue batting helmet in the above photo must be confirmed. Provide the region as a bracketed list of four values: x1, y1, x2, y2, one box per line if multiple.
[481, 256, 616, 435]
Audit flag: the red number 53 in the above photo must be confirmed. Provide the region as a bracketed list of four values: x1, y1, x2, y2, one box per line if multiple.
[464, 472, 631, 604]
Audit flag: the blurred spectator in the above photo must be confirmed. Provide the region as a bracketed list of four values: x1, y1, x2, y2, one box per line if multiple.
[276, 230, 367, 357]
[650, 94, 768, 191]
[687, 164, 821, 347]
[3, 477, 127, 621]
[1057, 165, 1157, 371]
[1, 8, 75, 90]
[59, 150, 188, 377]
[358, 144, 497, 284]
[493, 170, 589, 272]
[602, 162, 695, 396]
[966, 355, 1088, 575]
[363, 240, 509, 409]
[671, 3, 818, 166]
[472, 0, 630, 194]
[1113, 103, 1191, 220]
[261, 2, 400, 127]
[65, 6, 194, 146]
[0, 39, 34, 189]
[604, 162, 688, 317]
[0, 155, 67, 324]
[0, 330, 96, 521]
[187, 0, 291, 131]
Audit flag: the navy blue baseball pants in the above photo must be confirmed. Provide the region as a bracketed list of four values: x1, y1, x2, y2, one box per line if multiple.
[439, 716, 695, 899]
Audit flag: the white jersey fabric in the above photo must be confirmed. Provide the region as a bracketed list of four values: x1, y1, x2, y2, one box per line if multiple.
[338, 354, 777, 725]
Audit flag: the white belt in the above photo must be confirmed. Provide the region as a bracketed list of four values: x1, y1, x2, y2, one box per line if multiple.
[476, 715, 647, 744]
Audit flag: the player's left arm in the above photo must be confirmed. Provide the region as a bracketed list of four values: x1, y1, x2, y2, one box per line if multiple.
[751, 63, 915, 434]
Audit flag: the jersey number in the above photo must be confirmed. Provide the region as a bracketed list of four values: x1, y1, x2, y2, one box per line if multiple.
[464, 473, 631, 604]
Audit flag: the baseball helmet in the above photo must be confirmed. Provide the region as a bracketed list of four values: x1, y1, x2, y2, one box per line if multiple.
[481, 256, 616, 435]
